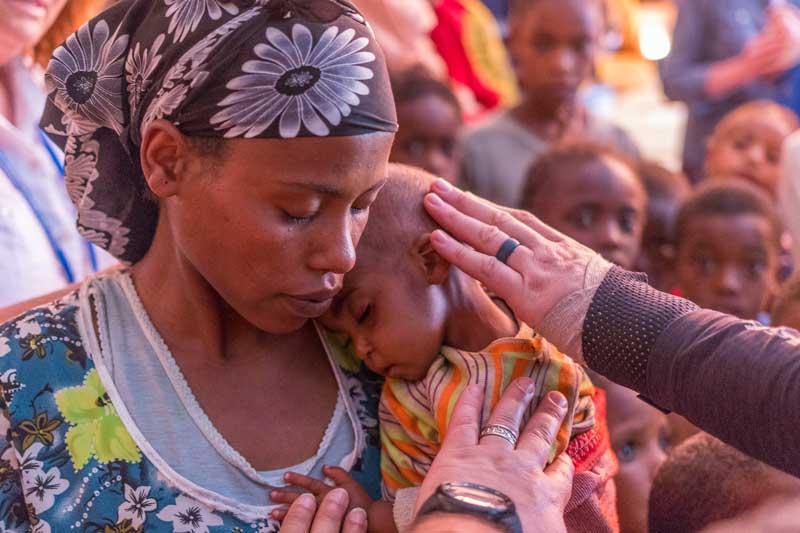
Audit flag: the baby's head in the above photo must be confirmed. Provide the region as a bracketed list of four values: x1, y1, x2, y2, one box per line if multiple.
[634, 161, 691, 292]
[509, 0, 602, 111]
[390, 67, 463, 184]
[705, 101, 798, 197]
[771, 272, 800, 330]
[675, 179, 782, 320]
[590, 373, 672, 533]
[522, 140, 647, 269]
[321, 164, 449, 380]
[648, 433, 800, 533]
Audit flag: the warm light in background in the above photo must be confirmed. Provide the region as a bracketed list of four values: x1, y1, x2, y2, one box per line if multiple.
[638, 11, 672, 61]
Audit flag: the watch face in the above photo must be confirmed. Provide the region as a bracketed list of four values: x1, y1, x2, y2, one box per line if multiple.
[442, 483, 512, 512]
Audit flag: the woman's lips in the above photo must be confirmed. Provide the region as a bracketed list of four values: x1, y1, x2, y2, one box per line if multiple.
[283, 289, 340, 318]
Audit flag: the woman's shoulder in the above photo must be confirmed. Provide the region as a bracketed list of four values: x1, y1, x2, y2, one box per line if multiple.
[0, 289, 88, 378]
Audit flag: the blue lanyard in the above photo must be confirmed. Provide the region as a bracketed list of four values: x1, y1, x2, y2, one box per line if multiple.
[0, 130, 98, 284]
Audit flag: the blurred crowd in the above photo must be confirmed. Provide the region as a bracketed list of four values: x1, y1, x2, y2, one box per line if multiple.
[3, 0, 800, 532]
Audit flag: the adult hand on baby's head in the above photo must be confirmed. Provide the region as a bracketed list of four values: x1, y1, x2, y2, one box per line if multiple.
[413, 379, 574, 533]
[423, 179, 612, 362]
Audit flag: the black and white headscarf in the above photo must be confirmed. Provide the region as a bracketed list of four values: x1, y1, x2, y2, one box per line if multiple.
[41, 0, 398, 264]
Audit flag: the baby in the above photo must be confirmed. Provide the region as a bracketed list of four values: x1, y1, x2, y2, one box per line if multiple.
[274, 165, 618, 532]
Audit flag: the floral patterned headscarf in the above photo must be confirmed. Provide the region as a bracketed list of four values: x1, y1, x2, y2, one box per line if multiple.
[41, 0, 399, 264]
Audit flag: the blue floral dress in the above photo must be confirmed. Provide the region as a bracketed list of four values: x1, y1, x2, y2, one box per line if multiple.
[0, 289, 382, 532]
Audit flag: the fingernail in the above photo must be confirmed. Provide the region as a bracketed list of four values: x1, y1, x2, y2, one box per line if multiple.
[426, 192, 444, 207]
[430, 230, 451, 247]
[549, 391, 568, 408]
[432, 178, 453, 194]
[270, 490, 278, 499]
[329, 488, 347, 504]
[297, 493, 316, 509]
[349, 508, 367, 525]
[517, 377, 535, 394]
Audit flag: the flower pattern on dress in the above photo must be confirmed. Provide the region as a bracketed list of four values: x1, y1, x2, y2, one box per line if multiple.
[117, 484, 157, 528]
[0, 295, 383, 531]
[156, 495, 223, 533]
[211, 23, 375, 138]
[45, 20, 129, 135]
[16, 413, 61, 452]
[165, 0, 240, 43]
[54, 369, 141, 470]
[0, 339, 8, 359]
[18, 445, 69, 515]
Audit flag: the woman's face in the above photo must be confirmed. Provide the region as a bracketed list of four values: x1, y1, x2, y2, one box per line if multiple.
[0, 0, 68, 57]
[167, 132, 394, 335]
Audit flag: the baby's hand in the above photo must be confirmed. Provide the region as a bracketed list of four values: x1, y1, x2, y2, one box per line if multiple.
[270, 466, 374, 522]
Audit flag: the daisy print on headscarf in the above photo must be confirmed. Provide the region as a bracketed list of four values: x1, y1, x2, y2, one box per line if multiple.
[41, 0, 397, 265]
[211, 24, 375, 138]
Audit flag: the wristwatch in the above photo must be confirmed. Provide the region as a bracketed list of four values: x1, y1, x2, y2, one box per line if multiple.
[417, 482, 523, 533]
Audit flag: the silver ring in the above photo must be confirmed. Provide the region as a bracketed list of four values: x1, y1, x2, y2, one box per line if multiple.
[480, 424, 519, 447]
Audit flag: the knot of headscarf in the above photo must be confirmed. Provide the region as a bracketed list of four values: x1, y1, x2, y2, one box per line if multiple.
[41, 0, 398, 264]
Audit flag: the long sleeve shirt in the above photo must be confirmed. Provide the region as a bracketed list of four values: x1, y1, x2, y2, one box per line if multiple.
[583, 267, 800, 477]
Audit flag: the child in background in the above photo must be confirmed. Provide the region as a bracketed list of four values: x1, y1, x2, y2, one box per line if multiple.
[675, 179, 782, 321]
[633, 161, 691, 293]
[771, 272, 800, 330]
[589, 372, 672, 533]
[390, 67, 463, 184]
[648, 433, 800, 533]
[273, 165, 619, 532]
[458, 0, 639, 208]
[521, 140, 647, 269]
[705, 100, 799, 197]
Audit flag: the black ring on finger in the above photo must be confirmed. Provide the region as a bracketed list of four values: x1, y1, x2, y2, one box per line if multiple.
[495, 238, 521, 265]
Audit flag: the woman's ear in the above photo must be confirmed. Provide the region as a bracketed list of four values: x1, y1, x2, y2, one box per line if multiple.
[140, 119, 191, 199]
[412, 233, 451, 285]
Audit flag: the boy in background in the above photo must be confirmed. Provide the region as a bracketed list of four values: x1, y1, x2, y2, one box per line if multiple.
[458, 0, 639, 208]
[675, 179, 782, 321]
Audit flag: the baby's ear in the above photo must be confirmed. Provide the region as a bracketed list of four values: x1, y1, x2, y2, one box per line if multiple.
[412, 233, 451, 285]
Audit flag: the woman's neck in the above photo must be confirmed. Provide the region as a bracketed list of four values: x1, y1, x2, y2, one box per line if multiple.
[441, 270, 518, 352]
[131, 216, 287, 366]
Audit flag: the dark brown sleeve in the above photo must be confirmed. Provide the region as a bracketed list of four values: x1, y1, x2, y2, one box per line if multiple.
[583, 267, 800, 477]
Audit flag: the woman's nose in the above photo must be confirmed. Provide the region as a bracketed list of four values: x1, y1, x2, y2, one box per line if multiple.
[309, 220, 358, 274]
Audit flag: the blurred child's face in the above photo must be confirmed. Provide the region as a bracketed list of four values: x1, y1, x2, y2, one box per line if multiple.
[676, 214, 779, 319]
[705, 113, 793, 196]
[320, 259, 448, 381]
[634, 195, 681, 292]
[607, 388, 672, 533]
[530, 157, 646, 269]
[510, 0, 599, 110]
[391, 94, 462, 184]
